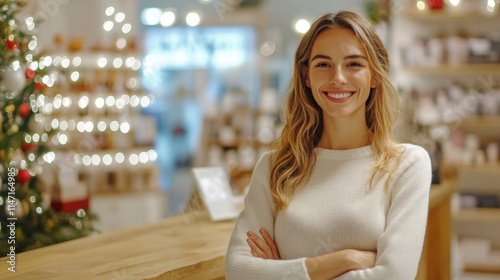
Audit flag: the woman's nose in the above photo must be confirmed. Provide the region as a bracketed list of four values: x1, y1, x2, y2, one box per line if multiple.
[329, 67, 347, 86]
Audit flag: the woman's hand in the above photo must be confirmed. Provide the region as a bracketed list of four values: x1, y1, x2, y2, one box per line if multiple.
[305, 249, 377, 280]
[345, 249, 377, 270]
[246, 228, 280, 260]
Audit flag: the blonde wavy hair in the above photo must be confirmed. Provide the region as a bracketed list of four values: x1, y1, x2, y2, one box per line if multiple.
[269, 11, 403, 211]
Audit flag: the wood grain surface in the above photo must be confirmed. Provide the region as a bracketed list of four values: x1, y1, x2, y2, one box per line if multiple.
[0, 211, 234, 280]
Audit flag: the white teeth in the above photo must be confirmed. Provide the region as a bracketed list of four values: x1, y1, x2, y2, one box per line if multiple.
[327, 92, 352, 99]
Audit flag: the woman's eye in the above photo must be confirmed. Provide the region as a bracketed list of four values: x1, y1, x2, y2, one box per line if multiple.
[316, 62, 329, 68]
[348, 62, 363, 67]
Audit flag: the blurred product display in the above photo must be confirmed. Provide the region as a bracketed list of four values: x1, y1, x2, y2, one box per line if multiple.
[195, 87, 282, 195]
[394, 0, 500, 275]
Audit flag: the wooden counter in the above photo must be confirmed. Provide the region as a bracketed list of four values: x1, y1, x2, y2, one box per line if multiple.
[0, 211, 235, 280]
[0, 181, 455, 280]
[417, 180, 457, 280]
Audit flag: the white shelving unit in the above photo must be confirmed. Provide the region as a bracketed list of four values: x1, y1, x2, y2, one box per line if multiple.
[34, 51, 163, 229]
[391, 2, 500, 276]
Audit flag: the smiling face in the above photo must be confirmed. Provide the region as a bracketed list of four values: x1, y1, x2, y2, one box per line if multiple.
[306, 27, 375, 125]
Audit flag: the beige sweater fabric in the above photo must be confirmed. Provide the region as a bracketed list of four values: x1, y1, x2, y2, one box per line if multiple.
[225, 144, 432, 279]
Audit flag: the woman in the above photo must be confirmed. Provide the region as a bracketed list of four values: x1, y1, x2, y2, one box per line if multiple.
[225, 11, 432, 280]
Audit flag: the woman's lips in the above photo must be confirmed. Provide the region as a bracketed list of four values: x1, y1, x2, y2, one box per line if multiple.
[323, 90, 355, 103]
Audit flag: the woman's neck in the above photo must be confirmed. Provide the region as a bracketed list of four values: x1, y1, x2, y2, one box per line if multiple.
[317, 116, 370, 150]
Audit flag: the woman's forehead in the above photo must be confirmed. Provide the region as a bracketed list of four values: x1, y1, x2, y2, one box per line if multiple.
[310, 27, 366, 58]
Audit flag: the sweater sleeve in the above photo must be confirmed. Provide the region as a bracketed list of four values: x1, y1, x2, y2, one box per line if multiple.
[225, 153, 310, 280]
[335, 145, 432, 280]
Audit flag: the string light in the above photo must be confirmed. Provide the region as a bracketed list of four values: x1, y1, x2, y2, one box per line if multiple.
[416, 0, 426, 10]
[60, 121, 68, 131]
[103, 154, 112, 165]
[72, 56, 82, 67]
[129, 154, 139, 165]
[91, 154, 100, 166]
[82, 155, 91, 166]
[186, 11, 201, 27]
[28, 40, 37, 50]
[51, 119, 59, 129]
[116, 38, 127, 50]
[61, 57, 70, 68]
[130, 95, 140, 107]
[62, 97, 71, 107]
[71, 150, 156, 166]
[294, 19, 310, 34]
[105, 96, 115, 107]
[487, 0, 496, 12]
[43, 152, 56, 164]
[115, 12, 125, 23]
[122, 23, 132, 34]
[148, 149, 158, 161]
[95, 97, 105, 108]
[77, 121, 85, 132]
[58, 134, 68, 145]
[139, 152, 148, 163]
[110, 121, 119, 132]
[113, 57, 123, 68]
[160, 9, 176, 27]
[97, 121, 107, 132]
[97, 57, 108, 68]
[125, 57, 136, 67]
[105, 6, 115, 16]
[70, 71, 79, 81]
[103, 20, 114, 32]
[115, 153, 125, 163]
[119, 122, 130, 133]
[44, 56, 53, 66]
[84, 121, 94, 133]
[142, 8, 162, 26]
[78, 96, 89, 109]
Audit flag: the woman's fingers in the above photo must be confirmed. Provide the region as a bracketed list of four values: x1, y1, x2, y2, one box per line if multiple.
[247, 231, 274, 259]
[259, 228, 280, 259]
[246, 237, 266, 258]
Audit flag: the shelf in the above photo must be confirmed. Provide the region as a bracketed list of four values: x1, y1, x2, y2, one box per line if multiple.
[429, 180, 457, 210]
[454, 208, 500, 223]
[458, 116, 500, 130]
[457, 164, 500, 175]
[464, 264, 500, 274]
[404, 10, 500, 21]
[206, 138, 269, 148]
[403, 64, 500, 76]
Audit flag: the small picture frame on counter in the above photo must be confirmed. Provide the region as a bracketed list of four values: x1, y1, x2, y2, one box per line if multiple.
[192, 167, 239, 222]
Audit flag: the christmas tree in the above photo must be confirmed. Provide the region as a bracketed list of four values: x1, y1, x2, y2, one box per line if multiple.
[0, 0, 95, 255]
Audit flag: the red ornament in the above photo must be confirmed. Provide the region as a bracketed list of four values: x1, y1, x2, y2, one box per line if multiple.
[25, 69, 36, 80]
[34, 82, 45, 91]
[19, 103, 30, 118]
[6, 40, 19, 50]
[22, 142, 38, 153]
[427, 0, 444, 9]
[17, 170, 32, 184]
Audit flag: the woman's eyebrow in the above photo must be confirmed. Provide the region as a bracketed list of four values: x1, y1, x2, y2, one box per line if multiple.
[344, 54, 367, 60]
[310, 54, 331, 61]
[310, 54, 367, 61]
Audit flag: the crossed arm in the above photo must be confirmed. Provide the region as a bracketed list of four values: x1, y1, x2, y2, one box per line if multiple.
[247, 228, 377, 280]
[226, 147, 431, 279]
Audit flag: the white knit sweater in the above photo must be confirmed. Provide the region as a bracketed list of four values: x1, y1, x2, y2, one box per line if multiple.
[225, 144, 432, 279]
